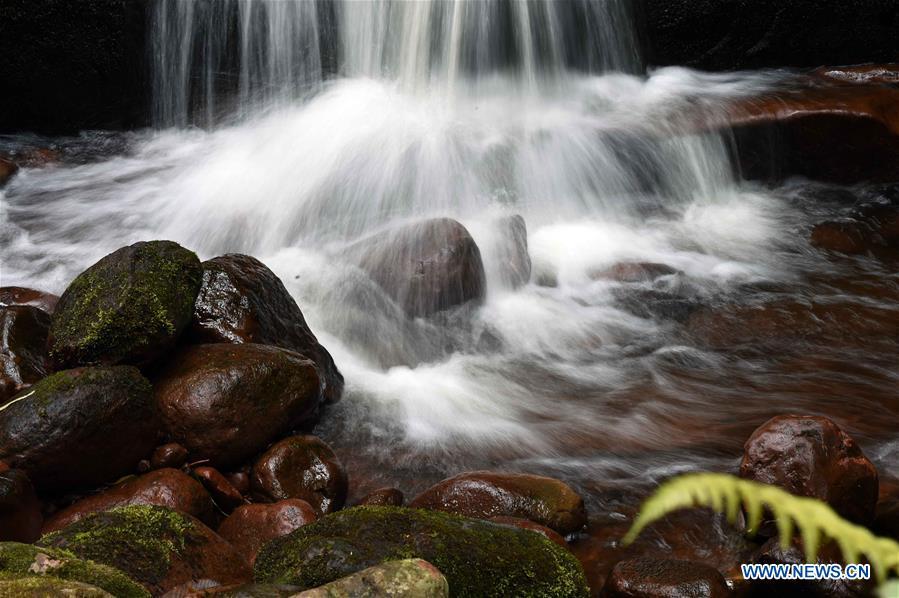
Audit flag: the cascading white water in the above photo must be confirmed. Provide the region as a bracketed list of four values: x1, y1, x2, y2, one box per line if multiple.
[13, 0, 892, 499]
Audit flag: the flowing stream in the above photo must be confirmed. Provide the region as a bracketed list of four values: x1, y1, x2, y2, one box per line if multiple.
[2, 0, 898, 512]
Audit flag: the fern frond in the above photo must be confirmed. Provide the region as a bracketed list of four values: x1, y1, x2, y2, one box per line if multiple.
[622, 472, 899, 583]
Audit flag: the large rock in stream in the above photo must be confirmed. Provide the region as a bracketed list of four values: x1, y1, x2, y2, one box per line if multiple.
[0, 305, 50, 404]
[255, 506, 590, 597]
[0, 366, 157, 493]
[0, 468, 42, 543]
[189, 254, 344, 404]
[343, 218, 487, 318]
[154, 344, 322, 469]
[48, 241, 202, 371]
[39, 505, 252, 595]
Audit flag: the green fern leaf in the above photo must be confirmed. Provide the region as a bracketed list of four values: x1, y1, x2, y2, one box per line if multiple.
[622, 472, 899, 583]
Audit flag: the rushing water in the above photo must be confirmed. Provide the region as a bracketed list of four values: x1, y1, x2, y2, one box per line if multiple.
[2, 0, 898, 512]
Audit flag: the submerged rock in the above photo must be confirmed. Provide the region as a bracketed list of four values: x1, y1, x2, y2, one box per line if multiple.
[0, 286, 59, 314]
[0, 305, 50, 404]
[0, 158, 18, 187]
[154, 344, 322, 470]
[294, 559, 449, 598]
[0, 366, 157, 493]
[251, 436, 347, 515]
[410, 471, 587, 535]
[601, 558, 730, 598]
[487, 516, 568, 548]
[0, 542, 148, 597]
[39, 505, 252, 595]
[356, 487, 404, 507]
[218, 499, 318, 566]
[740, 415, 878, 526]
[254, 506, 589, 597]
[344, 218, 487, 318]
[494, 215, 532, 289]
[189, 253, 343, 404]
[48, 241, 202, 370]
[0, 468, 42, 542]
[43, 468, 217, 533]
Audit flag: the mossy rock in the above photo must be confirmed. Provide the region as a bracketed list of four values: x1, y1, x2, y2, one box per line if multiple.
[39, 505, 251, 595]
[49, 241, 202, 370]
[254, 506, 590, 598]
[0, 576, 113, 597]
[0, 542, 148, 597]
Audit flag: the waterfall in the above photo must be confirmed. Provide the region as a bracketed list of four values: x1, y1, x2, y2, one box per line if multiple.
[152, 0, 639, 127]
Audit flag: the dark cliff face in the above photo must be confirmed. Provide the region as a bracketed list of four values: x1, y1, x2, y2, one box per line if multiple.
[0, 0, 150, 134]
[638, 0, 899, 71]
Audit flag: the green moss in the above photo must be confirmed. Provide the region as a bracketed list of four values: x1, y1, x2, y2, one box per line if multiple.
[48, 241, 201, 367]
[38, 505, 199, 588]
[0, 575, 113, 597]
[254, 506, 589, 598]
[0, 542, 148, 597]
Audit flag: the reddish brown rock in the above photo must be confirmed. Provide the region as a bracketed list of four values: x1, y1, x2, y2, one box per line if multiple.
[154, 343, 322, 470]
[410, 471, 587, 535]
[226, 471, 250, 496]
[189, 253, 343, 404]
[0, 159, 18, 187]
[344, 218, 487, 318]
[43, 468, 216, 533]
[0, 468, 42, 542]
[217, 499, 318, 565]
[601, 558, 730, 598]
[357, 487, 404, 507]
[0, 366, 157, 493]
[40, 505, 252, 595]
[740, 415, 878, 525]
[251, 435, 347, 514]
[810, 221, 870, 254]
[591, 262, 678, 283]
[151, 443, 189, 470]
[0, 286, 59, 314]
[193, 466, 245, 513]
[489, 516, 568, 548]
[0, 305, 50, 403]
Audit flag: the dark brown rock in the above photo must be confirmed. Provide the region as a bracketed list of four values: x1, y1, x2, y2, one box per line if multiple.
[0, 158, 18, 186]
[740, 415, 878, 525]
[357, 487, 404, 507]
[410, 471, 587, 535]
[489, 516, 568, 548]
[40, 505, 252, 595]
[150, 443, 189, 470]
[0, 305, 50, 403]
[43, 468, 216, 533]
[251, 435, 347, 514]
[189, 253, 343, 404]
[154, 344, 322, 470]
[0, 468, 42, 542]
[0, 286, 59, 314]
[495, 215, 532, 289]
[601, 558, 730, 598]
[48, 240, 202, 371]
[193, 466, 245, 513]
[811, 221, 870, 254]
[217, 499, 318, 565]
[0, 366, 157, 493]
[226, 471, 250, 496]
[344, 218, 487, 318]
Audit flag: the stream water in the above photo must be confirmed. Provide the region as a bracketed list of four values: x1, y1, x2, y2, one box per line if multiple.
[2, 0, 898, 516]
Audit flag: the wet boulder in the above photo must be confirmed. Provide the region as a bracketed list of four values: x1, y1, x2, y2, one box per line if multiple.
[48, 241, 202, 371]
[43, 468, 217, 533]
[189, 253, 343, 404]
[356, 487, 404, 507]
[811, 204, 899, 255]
[494, 215, 532, 289]
[154, 344, 322, 470]
[150, 443, 189, 470]
[0, 542, 148, 597]
[0, 469, 42, 542]
[0, 366, 157, 493]
[39, 505, 252, 595]
[591, 262, 678, 283]
[251, 436, 347, 515]
[0, 577, 114, 596]
[254, 506, 590, 597]
[601, 558, 730, 598]
[740, 415, 878, 525]
[294, 559, 449, 598]
[218, 499, 318, 566]
[410, 471, 587, 535]
[0, 286, 59, 314]
[193, 466, 245, 513]
[488, 516, 568, 548]
[343, 218, 487, 318]
[0, 305, 50, 403]
[0, 158, 18, 186]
